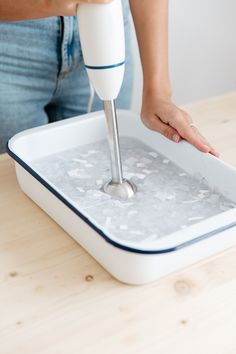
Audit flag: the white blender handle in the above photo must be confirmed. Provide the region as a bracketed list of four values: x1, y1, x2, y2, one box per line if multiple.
[77, 1, 137, 200]
[77, 0, 125, 101]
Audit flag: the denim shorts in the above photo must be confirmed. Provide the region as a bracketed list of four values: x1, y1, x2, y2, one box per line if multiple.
[0, 0, 133, 153]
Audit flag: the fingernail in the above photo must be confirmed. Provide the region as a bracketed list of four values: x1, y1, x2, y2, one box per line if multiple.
[173, 134, 180, 143]
[212, 150, 220, 158]
[203, 144, 211, 151]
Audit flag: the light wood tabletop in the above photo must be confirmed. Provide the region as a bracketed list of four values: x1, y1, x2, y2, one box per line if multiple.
[1, 92, 236, 354]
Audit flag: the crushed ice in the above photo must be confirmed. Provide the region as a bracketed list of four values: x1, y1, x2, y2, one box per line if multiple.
[32, 137, 235, 244]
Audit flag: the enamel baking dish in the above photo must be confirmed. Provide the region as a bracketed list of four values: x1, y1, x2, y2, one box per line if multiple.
[7, 110, 236, 284]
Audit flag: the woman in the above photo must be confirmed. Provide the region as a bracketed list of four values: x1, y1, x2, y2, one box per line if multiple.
[0, 0, 219, 156]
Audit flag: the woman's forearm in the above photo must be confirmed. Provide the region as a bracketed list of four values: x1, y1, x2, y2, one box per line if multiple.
[129, 0, 171, 98]
[0, 1, 53, 21]
[0, 0, 112, 21]
[0, 0, 78, 21]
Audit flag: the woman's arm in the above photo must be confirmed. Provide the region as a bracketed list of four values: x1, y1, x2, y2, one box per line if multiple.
[0, 0, 76, 20]
[0, 0, 111, 21]
[129, 0, 219, 157]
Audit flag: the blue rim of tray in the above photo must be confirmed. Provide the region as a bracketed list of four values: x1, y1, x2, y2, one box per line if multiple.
[7, 142, 236, 255]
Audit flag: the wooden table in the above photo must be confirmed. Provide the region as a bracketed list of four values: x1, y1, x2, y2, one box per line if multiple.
[1, 92, 236, 354]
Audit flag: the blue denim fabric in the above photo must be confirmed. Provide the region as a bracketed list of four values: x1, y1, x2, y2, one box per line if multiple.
[0, 0, 133, 153]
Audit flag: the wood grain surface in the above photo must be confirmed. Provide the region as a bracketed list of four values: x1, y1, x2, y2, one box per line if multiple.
[1, 92, 236, 354]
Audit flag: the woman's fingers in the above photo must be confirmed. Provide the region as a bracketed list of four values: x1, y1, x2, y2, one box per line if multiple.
[141, 110, 220, 157]
[142, 114, 182, 143]
[141, 97, 220, 157]
[169, 114, 220, 157]
[79, 0, 112, 3]
[189, 125, 220, 157]
[170, 116, 210, 152]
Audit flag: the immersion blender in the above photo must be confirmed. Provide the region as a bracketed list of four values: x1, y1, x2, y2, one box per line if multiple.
[77, 0, 137, 200]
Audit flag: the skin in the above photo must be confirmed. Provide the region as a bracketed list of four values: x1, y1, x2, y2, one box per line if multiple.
[0, 0, 219, 156]
[0, 1, 109, 20]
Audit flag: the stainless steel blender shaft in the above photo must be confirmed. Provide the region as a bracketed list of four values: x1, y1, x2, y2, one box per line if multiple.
[103, 100, 123, 184]
[102, 100, 137, 200]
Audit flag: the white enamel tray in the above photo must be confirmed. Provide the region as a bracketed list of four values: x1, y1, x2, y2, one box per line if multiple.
[8, 110, 236, 284]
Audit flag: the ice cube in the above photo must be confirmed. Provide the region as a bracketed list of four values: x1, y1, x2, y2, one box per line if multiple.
[188, 216, 203, 221]
[148, 152, 158, 158]
[136, 163, 145, 168]
[140, 157, 152, 164]
[76, 187, 85, 193]
[125, 157, 138, 166]
[125, 172, 136, 179]
[67, 168, 85, 178]
[163, 159, 170, 164]
[120, 225, 128, 230]
[96, 179, 103, 186]
[128, 210, 138, 216]
[209, 194, 220, 202]
[142, 169, 152, 175]
[135, 173, 146, 179]
[167, 194, 176, 201]
[130, 230, 144, 235]
[75, 159, 87, 164]
[88, 150, 99, 154]
[105, 217, 112, 227]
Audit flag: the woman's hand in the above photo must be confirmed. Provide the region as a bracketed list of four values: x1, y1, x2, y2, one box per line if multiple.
[51, 0, 112, 17]
[141, 91, 220, 157]
[0, 0, 113, 21]
[130, 1, 219, 158]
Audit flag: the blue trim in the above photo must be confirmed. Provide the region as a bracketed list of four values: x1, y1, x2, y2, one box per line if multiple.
[85, 61, 125, 70]
[7, 141, 236, 255]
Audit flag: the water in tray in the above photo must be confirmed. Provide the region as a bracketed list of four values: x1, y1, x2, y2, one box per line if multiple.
[32, 137, 235, 243]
